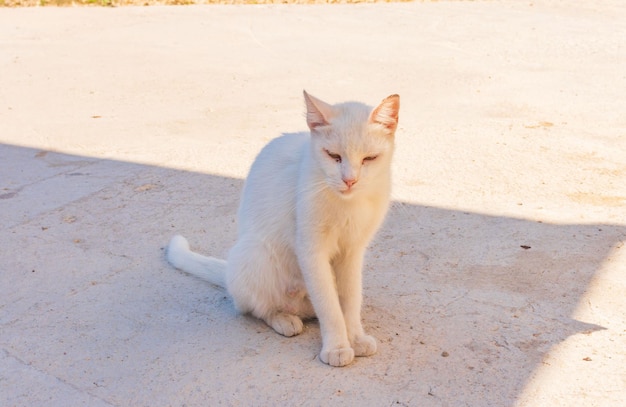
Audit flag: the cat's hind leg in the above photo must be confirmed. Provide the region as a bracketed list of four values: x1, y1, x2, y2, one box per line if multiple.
[226, 237, 305, 337]
[264, 312, 303, 337]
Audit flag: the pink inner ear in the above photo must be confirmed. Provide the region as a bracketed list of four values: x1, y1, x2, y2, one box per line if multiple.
[370, 94, 400, 131]
[304, 90, 332, 130]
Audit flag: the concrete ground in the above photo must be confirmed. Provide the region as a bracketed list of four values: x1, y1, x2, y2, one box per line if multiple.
[1, 2, 625, 406]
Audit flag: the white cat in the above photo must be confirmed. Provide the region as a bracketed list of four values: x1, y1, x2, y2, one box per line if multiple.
[167, 91, 399, 367]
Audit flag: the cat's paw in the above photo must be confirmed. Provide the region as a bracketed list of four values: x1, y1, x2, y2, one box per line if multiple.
[352, 334, 377, 357]
[268, 313, 303, 337]
[320, 346, 355, 367]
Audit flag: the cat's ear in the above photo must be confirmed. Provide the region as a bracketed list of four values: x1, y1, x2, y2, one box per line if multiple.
[369, 94, 400, 134]
[303, 90, 333, 131]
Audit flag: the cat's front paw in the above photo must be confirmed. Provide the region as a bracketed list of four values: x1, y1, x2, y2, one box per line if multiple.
[320, 346, 355, 367]
[352, 334, 377, 357]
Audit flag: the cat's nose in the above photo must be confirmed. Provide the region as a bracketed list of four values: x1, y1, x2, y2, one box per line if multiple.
[343, 178, 357, 188]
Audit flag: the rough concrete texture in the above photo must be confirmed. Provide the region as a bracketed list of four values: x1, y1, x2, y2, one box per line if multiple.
[1, 2, 625, 406]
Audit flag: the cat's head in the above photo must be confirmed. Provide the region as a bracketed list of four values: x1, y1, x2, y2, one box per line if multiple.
[303, 91, 400, 199]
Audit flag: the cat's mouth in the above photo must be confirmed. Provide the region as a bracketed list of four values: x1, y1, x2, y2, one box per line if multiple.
[339, 187, 356, 197]
[327, 179, 359, 198]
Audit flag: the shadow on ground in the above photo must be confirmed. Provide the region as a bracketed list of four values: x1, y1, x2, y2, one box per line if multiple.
[2, 143, 624, 406]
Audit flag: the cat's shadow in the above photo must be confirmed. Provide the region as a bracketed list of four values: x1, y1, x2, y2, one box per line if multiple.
[4, 143, 623, 405]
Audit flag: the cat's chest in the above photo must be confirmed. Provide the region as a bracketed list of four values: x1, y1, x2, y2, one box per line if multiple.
[326, 196, 388, 246]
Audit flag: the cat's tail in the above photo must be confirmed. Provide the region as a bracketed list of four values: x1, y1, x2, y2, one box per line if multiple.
[166, 235, 227, 288]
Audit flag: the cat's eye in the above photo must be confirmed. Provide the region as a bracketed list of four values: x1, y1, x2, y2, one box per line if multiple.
[362, 155, 378, 163]
[325, 149, 342, 163]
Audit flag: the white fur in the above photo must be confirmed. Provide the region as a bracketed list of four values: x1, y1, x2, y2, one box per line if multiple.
[167, 91, 400, 367]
